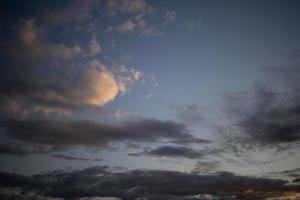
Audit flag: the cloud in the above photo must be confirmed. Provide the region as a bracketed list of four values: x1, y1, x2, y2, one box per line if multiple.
[0, 166, 298, 200]
[49, 154, 102, 162]
[0, 187, 64, 200]
[162, 10, 176, 27]
[191, 161, 219, 174]
[220, 83, 300, 155]
[89, 33, 102, 56]
[106, 20, 136, 33]
[44, 0, 96, 27]
[105, 18, 164, 36]
[83, 61, 119, 106]
[0, 143, 29, 157]
[80, 197, 121, 200]
[108, 0, 147, 14]
[18, 19, 82, 61]
[263, 65, 300, 88]
[130, 145, 221, 160]
[113, 65, 143, 94]
[0, 19, 142, 114]
[267, 168, 300, 179]
[130, 145, 205, 159]
[0, 141, 102, 162]
[104, 1, 175, 36]
[0, 118, 203, 152]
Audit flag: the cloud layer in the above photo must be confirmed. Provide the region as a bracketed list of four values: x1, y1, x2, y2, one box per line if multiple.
[0, 166, 299, 200]
[0, 117, 206, 157]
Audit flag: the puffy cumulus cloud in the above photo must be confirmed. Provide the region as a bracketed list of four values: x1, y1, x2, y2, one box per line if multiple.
[0, 19, 143, 114]
[83, 60, 119, 106]
[0, 166, 298, 200]
[83, 61, 143, 106]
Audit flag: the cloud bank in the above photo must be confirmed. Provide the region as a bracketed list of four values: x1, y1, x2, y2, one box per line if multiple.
[0, 166, 299, 200]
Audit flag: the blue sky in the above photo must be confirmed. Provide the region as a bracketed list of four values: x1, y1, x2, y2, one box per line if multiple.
[0, 0, 300, 199]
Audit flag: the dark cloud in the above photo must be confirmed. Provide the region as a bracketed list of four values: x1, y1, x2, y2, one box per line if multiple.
[146, 146, 204, 159]
[267, 168, 300, 179]
[0, 143, 28, 157]
[0, 166, 299, 200]
[293, 178, 300, 183]
[170, 137, 211, 144]
[49, 154, 102, 162]
[220, 83, 300, 155]
[0, 142, 102, 162]
[0, 118, 204, 151]
[130, 145, 220, 160]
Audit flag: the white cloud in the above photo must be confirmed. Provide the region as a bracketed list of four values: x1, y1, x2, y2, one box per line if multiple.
[113, 65, 143, 94]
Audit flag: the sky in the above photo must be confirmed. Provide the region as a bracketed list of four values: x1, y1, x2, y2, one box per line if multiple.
[0, 0, 300, 199]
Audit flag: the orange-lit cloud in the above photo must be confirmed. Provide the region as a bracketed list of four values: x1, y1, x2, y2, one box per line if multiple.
[83, 60, 119, 106]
